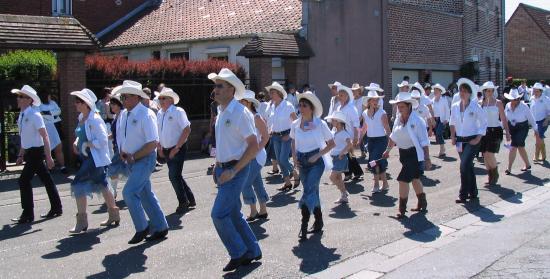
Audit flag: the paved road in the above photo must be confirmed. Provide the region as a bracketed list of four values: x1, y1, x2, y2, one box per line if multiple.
[0, 132, 548, 278]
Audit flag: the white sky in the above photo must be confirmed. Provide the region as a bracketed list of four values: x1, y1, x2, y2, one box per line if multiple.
[506, 0, 550, 22]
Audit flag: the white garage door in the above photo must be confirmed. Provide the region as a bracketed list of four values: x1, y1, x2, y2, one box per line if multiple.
[431, 71, 454, 90]
[391, 70, 419, 98]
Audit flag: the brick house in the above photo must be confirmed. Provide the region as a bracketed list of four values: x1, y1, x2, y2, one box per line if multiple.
[505, 3, 550, 81]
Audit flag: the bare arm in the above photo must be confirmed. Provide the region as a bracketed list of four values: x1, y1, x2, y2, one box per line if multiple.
[255, 115, 269, 149]
[497, 100, 511, 140]
[133, 141, 158, 161]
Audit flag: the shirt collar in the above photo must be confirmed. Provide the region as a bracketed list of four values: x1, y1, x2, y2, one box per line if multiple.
[220, 98, 238, 114]
[161, 104, 176, 113]
[128, 102, 145, 114]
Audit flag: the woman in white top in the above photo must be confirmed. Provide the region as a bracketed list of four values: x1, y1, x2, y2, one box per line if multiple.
[352, 83, 367, 158]
[361, 91, 391, 193]
[335, 85, 364, 181]
[266, 82, 298, 191]
[291, 92, 335, 241]
[237, 90, 270, 221]
[383, 93, 430, 219]
[450, 78, 487, 203]
[530, 83, 550, 161]
[479, 81, 510, 185]
[38, 93, 67, 174]
[431, 84, 451, 157]
[69, 89, 119, 234]
[504, 89, 540, 175]
[325, 111, 352, 204]
[411, 90, 434, 135]
[106, 92, 128, 200]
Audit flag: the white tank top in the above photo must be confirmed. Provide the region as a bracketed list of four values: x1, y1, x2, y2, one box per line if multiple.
[363, 108, 387, 137]
[483, 104, 502, 128]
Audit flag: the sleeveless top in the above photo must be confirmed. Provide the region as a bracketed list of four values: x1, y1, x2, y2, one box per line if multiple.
[363, 108, 387, 137]
[482, 101, 502, 128]
[75, 122, 89, 154]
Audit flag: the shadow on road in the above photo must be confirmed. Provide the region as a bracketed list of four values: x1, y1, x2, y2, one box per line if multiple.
[463, 200, 504, 223]
[400, 212, 440, 242]
[345, 181, 365, 195]
[513, 171, 550, 186]
[222, 262, 262, 279]
[420, 175, 440, 187]
[267, 191, 299, 208]
[42, 227, 110, 259]
[362, 192, 397, 208]
[485, 184, 523, 204]
[0, 173, 72, 193]
[328, 203, 357, 219]
[0, 223, 43, 242]
[292, 232, 341, 274]
[249, 218, 269, 240]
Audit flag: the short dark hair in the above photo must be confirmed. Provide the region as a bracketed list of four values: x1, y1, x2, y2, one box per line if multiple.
[299, 98, 314, 111]
[459, 83, 472, 94]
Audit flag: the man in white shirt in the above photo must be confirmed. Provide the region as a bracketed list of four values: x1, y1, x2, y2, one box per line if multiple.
[328, 81, 342, 117]
[156, 87, 195, 214]
[286, 83, 299, 112]
[208, 68, 262, 272]
[114, 80, 169, 244]
[11, 85, 62, 224]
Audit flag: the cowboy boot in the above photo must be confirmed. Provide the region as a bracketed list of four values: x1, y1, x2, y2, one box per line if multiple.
[100, 207, 120, 227]
[309, 207, 323, 233]
[534, 145, 541, 162]
[492, 167, 499, 185]
[485, 168, 493, 185]
[397, 198, 408, 219]
[411, 193, 427, 212]
[541, 143, 547, 161]
[69, 213, 88, 234]
[299, 205, 310, 241]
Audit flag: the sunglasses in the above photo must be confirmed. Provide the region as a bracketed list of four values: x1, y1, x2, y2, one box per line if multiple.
[214, 84, 225, 89]
[158, 97, 169, 101]
[16, 95, 30, 99]
[120, 95, 135, 101]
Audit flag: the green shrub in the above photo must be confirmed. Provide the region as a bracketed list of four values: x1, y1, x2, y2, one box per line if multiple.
[0, 50, 57, 81]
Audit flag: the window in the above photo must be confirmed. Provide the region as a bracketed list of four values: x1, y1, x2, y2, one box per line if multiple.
[152, 51, 161, 60]
[207, 53, 228, 61]
[169, 51, 189, 60]
[206, 47, 229, 61]
[52, 0, 72, 15]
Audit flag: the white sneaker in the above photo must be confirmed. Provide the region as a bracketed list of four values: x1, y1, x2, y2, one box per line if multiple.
[334, 195, 349, 204]
[371, 185, 381, 193]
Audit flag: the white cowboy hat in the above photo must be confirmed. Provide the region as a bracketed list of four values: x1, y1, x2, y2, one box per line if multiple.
[70, 88, 98, 110]
[362, 90, 384, 106]
[208, 68, 246, 99]
[478, 81, 499, 92]
[532, 82, 545, 91]
[111, 93, 122, 104]
[432, 83, 446, 93]
[11, 85, 41, 106]
[154, 91, 160, 97]
[504, 89, 523, 100]
[410, 89, 422, 98]
[456, 78, 479, 101]
[337, 85, 354, 104]
[111, 80, 150, 99]
[351, 83, 364, 92]
[237, 90, 260, 110]
[328, 81, 342, 89]
[325, 111, 347, 124]
[157, 87, 180, 104]
[364, 82, 384, 92]
[397, 80, 410, 88]
[389, 92, 419, 109]
[411, 82, 426, 96]
[265, 82, 287, 100]
[297, 91, 323, 117]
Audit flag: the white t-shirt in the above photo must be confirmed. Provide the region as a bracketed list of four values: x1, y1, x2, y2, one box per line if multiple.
[18, 106, 45, 149]
[330, 129, 351, 156]
[530, 96, 550, 122]
[290, 117, 333, 153]
[362, 108, 387, 137]
[269, 100, 295, 132]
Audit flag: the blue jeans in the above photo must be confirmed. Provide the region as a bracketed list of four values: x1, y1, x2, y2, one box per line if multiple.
[164, 144, 195, 205]
[123, 152, 168, 233]
[458, 140, 480, 199]
[242, 160, 269, 205]
[271, 134, 293, 178]
[212, 164, 261, 259]
[434, 118, 445, 145]
[297, 149, 325, 213]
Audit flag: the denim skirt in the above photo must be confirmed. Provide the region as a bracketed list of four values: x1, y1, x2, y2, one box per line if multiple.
[331, 155, 348, 172]
[536, 120, 548, 139]
[367, 136, 388, 174]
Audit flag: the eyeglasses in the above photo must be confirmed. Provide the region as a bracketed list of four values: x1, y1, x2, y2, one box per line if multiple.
[120, 95, 133, 101]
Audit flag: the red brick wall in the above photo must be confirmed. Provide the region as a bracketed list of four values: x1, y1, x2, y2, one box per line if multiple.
[249, 57, 273, 94]
[506, 6, 550, 80]
[0, 0, 51, 16]
[388, 3, 463, 66]
[388, 0, 462, 14]
[284, 58, 309, 89]
[72, 0, 147, 34]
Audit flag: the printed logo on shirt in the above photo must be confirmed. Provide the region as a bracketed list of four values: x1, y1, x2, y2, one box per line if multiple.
[410, 124, 415, 129]
[168, 116, 173, 121]
[225, 119, 231, 127]
[24, 118, 29, 123]
[132, 119, 138, 125]
[469, 112, 474, 117]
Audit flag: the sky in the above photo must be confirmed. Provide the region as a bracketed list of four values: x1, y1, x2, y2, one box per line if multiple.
[506, 0, 550, 22]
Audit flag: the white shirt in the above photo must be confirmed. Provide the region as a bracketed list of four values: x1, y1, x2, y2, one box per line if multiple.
[259, 101, 271, 121]
[362, 108, 387, 137]
[286, 93, 299, 112]
[79, 112, 111, 167]
[18, 106, 45, 149]
[432, 97, 450, 123]
[420, 95, 433, 107]
[336, 102, 360, 131]
[157, 105, 191, 149]
[530, 96, 550, 121]
[415, 103, 432, 124]
[450, 100, 488, 137]
[353, 97, 365, 115]
[215, 99, 256, 163]
[290, 117, 333, 153]
[39, 102, 61, 124]
[390, 112, 430, 161]
[254, 113, 267, 166]
[117, 103, 159, 154]
[330, 129, 351, 156]
[268, 100, 295, 132]
[328, 96, 340, 117]
[505, 101, 538, 131]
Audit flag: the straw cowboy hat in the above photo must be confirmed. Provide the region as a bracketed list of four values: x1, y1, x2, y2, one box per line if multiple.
[362, 90, 384, 106]
[365, 83, 384, 92]
[11, 85, 41, 106]
[456, 78, 479, 101]
[504, 89, 523, 100]
[325, 111, 347, 124]
[297, 91, 323, 117]
[397, 80, 410, 88]
[328, 81, 342, 89]
[389, 92, 419, 109]
[111, 80, 150, 99]
[265, 82, 287, 99]
[237, 90, 260, 110]
[208, 68, 246, 99]
[351, 83, 364, 92]
[411, 82, 426, 96]
[432, 83, 446, 93]
[532, 82, 545, 91]
[478, 81, 499, 92]
[156, 87, 180, 104]
[337, 85, 354, 103]
[70, 88, 98, 110]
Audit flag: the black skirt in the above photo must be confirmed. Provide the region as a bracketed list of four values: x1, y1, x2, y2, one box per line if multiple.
[479, 127, 503, 153]
[509, 121, 529, 147]
[397, 147, 421, 183]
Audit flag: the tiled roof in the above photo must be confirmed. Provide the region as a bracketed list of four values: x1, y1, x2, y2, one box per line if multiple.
[237, 33, 313, 58]
[520, 3, 550, 40]
[103, 0, 302, 49]
[0, 14, 100, 50]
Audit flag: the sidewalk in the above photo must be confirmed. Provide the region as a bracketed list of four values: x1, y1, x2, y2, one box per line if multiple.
[308, 183, 550, 279]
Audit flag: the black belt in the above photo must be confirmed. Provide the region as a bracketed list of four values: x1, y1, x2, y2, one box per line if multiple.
[216, 160, 238, 168]
[272, 129, 290, 136]
[456, 135, 476, 142]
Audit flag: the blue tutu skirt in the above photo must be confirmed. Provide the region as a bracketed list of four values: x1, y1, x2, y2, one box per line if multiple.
[107, 149, 129, 178]
[71, 155, 109, 198]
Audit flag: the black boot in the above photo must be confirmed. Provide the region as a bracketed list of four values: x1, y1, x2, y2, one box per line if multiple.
[299, 205, 309, 241]
[309, 207, 323, 233]
[397, 198, 408, 219]
[411, 193, 427, 212]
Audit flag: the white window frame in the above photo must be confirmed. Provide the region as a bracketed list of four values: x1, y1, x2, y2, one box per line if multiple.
[52, 0, 72, 16]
